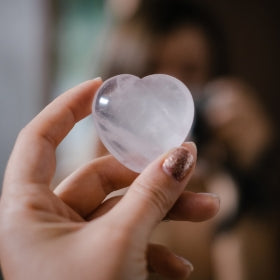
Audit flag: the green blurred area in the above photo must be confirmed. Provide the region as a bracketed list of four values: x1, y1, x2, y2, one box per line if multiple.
[52, 0, 107, 96]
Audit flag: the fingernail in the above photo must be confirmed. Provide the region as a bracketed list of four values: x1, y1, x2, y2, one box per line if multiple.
[162, 216, 171, 222]
[197, 192, 220, 205]
[93, 77, 102, 82]
[184, 141, 196, 150]
[162, 146, 194, 181]
[175, 255, 194, 277]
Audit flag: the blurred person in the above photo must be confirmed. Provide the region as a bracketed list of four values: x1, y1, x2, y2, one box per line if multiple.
[94, 0, 278, 279]
[201, 78, 278, 280]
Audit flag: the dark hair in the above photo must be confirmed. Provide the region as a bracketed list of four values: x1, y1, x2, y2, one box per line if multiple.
[99, 0, 229, 80]
[134, 0, 229, 77]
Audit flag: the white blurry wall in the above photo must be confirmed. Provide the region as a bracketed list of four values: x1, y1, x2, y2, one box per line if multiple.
[0, 0, 49, 189]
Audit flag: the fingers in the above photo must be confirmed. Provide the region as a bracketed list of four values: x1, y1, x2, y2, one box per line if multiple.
[166, 191, 220, 222]
[54, 155, 137, 218]
[86, 191, 219, 222]
[87, 196, 123, 220]
[4, 79, 102, 192]
[147, 243, 193, 279]
[54, 145, 218, 222]
[26, 78, 103, 149]
[110, 142, 197, 237]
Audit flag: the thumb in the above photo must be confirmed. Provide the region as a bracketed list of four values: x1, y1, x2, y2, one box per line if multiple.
[111, 142, 197, 237]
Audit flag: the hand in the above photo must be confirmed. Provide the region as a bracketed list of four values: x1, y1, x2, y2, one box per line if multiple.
[0, 78, 220, 280]
[203, 78, 273, 169]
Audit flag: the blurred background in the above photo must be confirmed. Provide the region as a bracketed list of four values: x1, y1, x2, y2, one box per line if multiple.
[0, 0, 279, 279]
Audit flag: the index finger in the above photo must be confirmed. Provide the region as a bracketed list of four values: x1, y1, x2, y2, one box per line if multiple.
[3, 78, 102, 191]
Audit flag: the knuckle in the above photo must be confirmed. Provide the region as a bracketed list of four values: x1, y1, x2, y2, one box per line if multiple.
[133, 179, 173, 218]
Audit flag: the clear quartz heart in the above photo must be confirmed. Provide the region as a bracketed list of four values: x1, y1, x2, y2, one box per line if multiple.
[92, 74, 194, 173]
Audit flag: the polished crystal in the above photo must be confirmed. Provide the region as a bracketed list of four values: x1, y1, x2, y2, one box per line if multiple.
[92, 74, 194, 172]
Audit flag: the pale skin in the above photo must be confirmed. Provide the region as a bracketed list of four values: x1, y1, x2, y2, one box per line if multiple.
[0, 78, 220, 280]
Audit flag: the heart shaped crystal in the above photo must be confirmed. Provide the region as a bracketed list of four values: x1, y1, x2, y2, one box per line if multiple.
[92, 74, 194, 172]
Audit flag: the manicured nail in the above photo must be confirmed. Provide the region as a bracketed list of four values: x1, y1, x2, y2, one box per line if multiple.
[162, 146, 194, 181]
[175, 255, 194, 277]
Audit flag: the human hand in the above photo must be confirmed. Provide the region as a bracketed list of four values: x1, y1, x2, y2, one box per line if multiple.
[203, 78, 273, 169]
[0, 78, 220, 280]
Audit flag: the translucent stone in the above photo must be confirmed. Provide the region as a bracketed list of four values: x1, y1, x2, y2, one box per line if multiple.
[92, 74, 194, 173]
